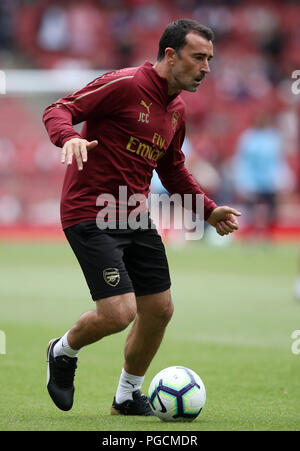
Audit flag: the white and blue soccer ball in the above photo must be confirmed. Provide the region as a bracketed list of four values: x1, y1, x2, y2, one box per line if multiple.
[148, 366, 206, 422]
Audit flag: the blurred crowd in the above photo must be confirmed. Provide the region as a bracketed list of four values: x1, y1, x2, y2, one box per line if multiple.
[0, 0, 299, 234]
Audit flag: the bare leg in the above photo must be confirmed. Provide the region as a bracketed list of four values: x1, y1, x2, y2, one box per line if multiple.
[67, 292, 137, 350]
[123, 289, 174, 376]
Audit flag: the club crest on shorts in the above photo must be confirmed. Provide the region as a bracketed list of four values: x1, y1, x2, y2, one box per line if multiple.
[103, 268, 120, 287]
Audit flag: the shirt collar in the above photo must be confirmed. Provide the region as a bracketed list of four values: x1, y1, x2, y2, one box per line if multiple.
[141, 61, 181, 105]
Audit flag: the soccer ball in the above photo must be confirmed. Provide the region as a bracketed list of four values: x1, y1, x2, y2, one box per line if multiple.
[148, 366, 206, 422]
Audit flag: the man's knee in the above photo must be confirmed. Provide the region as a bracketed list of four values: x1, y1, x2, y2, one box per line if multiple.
[137, 290, 174, 325]
[95, 292, 137, 332]
[159, 296, 174, 324]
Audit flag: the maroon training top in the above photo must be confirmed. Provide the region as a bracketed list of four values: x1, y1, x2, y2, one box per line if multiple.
[43, 62, 217, 229]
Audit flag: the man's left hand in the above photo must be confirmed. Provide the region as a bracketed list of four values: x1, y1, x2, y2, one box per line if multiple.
[207, 206, 242, 236]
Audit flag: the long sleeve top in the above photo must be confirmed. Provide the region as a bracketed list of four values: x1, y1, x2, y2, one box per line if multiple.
[43, 61, 217, 229]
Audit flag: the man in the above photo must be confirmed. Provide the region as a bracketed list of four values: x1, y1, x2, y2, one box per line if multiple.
[232, 112, 287, 240]
[43, 19, 241, 415]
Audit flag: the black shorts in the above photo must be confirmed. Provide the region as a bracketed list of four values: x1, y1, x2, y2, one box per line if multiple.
[64, 220, 171, 301]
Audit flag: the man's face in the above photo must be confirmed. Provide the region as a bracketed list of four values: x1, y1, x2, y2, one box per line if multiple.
[170, 32, 213, 92]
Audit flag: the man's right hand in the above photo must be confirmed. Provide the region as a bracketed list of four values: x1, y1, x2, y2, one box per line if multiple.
[61, 138, 98, 171]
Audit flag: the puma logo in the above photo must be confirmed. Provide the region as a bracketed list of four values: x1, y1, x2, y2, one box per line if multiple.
[138, 100, 152, 123]
[140, 100, 152, 114]
[126, 380, 137, 389]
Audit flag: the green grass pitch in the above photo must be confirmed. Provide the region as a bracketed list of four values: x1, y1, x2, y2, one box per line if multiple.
[0, 238, 300, 431]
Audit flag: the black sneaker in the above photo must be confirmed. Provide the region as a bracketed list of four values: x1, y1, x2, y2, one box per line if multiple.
[46, 338, 77, 411]
[111, 390, 154, 416]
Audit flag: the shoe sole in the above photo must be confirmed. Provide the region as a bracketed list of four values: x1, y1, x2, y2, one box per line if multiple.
[110, 406, 121, 415]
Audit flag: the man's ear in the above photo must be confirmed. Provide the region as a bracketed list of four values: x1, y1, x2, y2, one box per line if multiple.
[164, 47, 177, 66]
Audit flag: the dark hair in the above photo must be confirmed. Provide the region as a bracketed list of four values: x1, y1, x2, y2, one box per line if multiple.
[157, 19, 214, 61]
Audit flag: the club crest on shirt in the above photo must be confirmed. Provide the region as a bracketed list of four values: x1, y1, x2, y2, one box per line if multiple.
[103, 268, 120, 286]
[171, 111, 180, 130]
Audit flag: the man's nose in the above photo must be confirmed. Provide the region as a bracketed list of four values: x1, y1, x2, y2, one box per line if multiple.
[202, 60, 210, 73]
